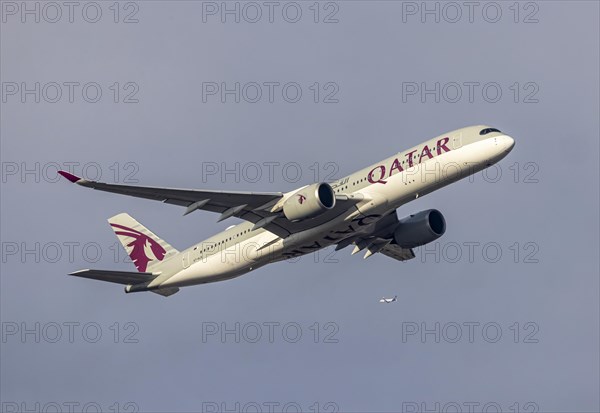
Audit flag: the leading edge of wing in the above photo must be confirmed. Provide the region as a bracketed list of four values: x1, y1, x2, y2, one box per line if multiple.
[57, 171, 284, 201]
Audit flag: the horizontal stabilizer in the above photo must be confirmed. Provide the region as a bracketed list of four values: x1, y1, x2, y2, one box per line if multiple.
[70, 269, 157, 285]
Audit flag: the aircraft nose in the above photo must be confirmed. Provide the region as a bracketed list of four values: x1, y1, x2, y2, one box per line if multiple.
[499, 135, 515, 153]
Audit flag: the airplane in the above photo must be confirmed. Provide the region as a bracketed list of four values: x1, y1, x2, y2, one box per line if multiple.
[58, 125, 515, 297]
[379, 296, 397, 303]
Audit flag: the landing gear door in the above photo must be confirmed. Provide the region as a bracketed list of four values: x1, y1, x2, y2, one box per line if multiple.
[452, 132, 462, 149]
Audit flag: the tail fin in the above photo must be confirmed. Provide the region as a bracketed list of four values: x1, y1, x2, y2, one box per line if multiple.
[108, 213, 179, 272]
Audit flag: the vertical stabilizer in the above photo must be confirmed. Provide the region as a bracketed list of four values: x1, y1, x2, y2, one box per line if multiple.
[108, 213, 179, 272]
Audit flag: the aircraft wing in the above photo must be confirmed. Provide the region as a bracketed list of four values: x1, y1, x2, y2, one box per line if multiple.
[336, 212, 415, 261]
[58, 171, 357, 238]
[379, 244, 415, 261]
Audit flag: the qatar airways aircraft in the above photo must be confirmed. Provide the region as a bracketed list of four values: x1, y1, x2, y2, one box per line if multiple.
[59, 125, 514, 297]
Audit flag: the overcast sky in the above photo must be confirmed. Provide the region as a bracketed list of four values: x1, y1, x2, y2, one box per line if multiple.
[1, 1, 599, 412]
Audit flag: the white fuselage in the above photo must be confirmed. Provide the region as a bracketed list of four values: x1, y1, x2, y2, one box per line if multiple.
[157, 126, 515, 289]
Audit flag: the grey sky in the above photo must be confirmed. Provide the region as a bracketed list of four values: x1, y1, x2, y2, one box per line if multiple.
[1, 1, 599, 412]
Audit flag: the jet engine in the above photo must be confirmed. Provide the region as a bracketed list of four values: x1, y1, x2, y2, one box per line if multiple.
[282, 183, 336, 221]
[393, 209, 446, 248]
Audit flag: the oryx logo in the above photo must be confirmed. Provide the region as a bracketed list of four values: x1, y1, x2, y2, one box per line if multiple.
[297, 194, 307, 204]
[110, 223, 167, 272]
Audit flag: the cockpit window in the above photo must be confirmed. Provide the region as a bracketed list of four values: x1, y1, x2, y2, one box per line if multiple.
[480, 128, 502, 135]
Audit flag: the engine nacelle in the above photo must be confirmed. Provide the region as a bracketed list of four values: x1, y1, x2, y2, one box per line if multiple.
[393, 209, 446, 248]
[283, 183, 336, 221]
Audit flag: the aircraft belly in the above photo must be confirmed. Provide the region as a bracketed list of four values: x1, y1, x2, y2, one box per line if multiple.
[160, 252, 254, 288]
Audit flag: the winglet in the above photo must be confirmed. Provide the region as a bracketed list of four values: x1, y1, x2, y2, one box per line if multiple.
[58, 170, 83, 183]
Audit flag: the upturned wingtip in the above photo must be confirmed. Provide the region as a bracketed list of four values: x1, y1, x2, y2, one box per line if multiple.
[58, 170, 82, 183]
